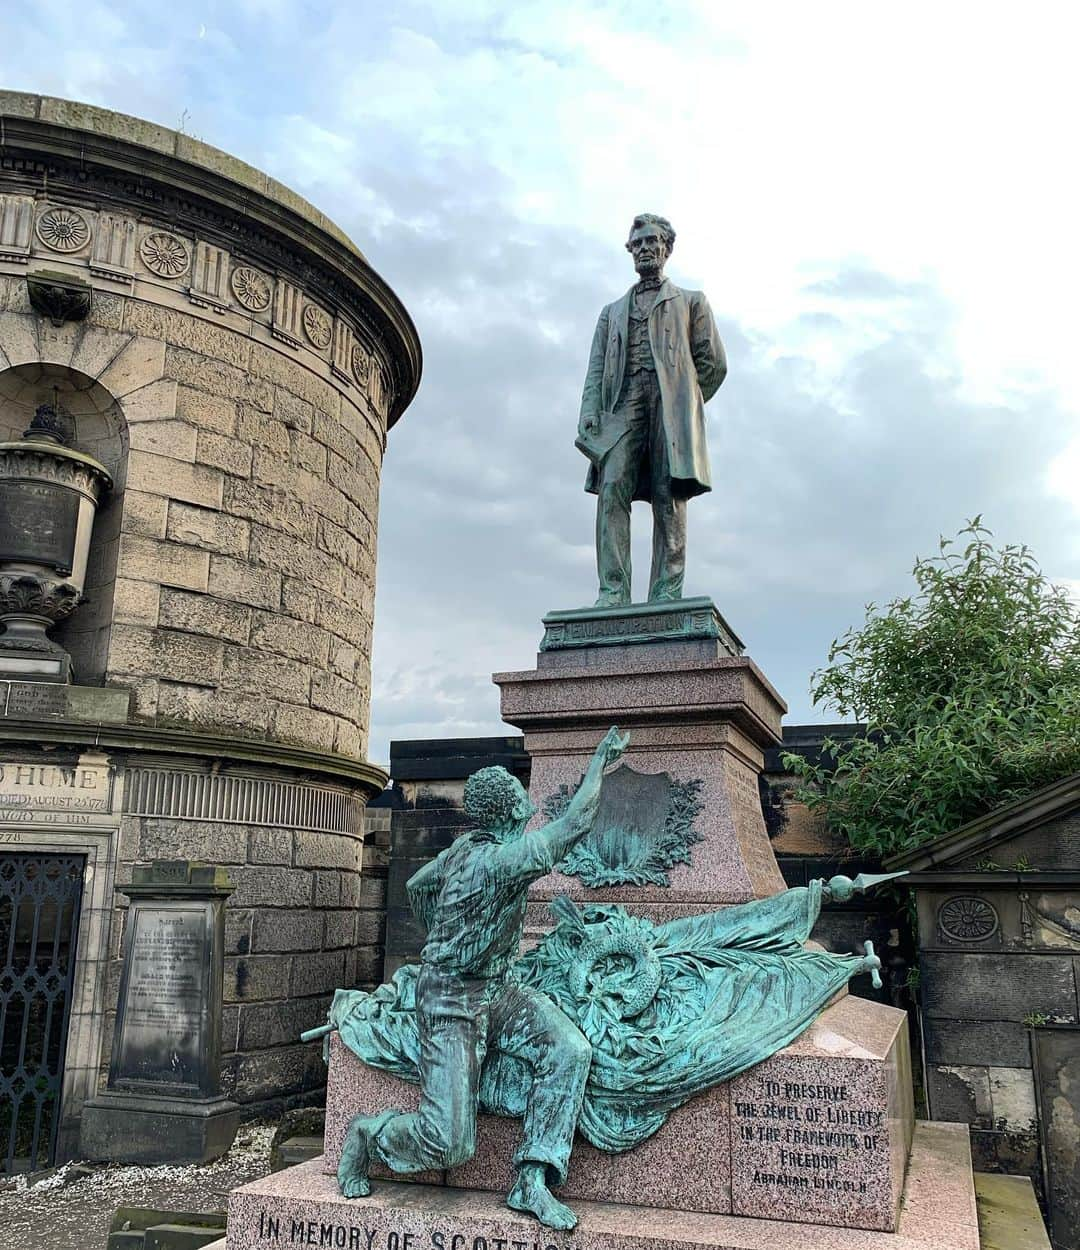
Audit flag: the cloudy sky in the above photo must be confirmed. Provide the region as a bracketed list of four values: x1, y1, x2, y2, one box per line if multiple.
[3, 2, 1078, 764]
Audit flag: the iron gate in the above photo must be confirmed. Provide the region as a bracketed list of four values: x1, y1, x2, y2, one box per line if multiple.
[0, 853, 83, 1173]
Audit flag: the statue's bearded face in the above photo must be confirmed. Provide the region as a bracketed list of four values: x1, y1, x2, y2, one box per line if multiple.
[626, 224, 668, 277]
[508, 778, 538, 834]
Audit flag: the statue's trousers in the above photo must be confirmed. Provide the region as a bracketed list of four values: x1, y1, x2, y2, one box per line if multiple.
[372, 965, 592, 1185]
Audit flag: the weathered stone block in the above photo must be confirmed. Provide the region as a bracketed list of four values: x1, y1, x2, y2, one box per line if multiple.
[334, 719, 363, 760]
[224, 479, 312, 539]
[120, 378, 180, 425]
[122, 490, 169, 538]
[314, 871, 341, 909]
[159, 587, 251, 643]
[119, 535, 210, 591]
[97, 335, 166, 398]
[316, 595, 368, 647]
[328, 638, 359, 680]
[124, 301, 252, 369]
[127, 419, 197, 460]
[222, 648, 311, 702]
[230, 865, 313, 909]
[156, 683, 271, 734]
[920, 952, 1078, 1021]
[234, 1044, 311, 1103]
[987, 1066, 1038, 1131]
[294, 831, 363, 872]
[311, 671, 359, 719]
[292, 430, 328, 475]
[248, 828, 294, 865]
[208, 555, 281, 609]
[225, 909, 254, 956]
[289, 950, 345, 998]
[165, 346, 272, 411]
[112, 578, 161, 626]
[271, 703, 338, 752]
[923, 1018, 1032, 1069]
[323, 911, 356, 950]
[225, 954, 291, 1003]
[238, 997, 328, 1051]
[274, 389, 314, 433]
[139, 818, 248, 864]
[250, 612, 331, 664]
[198, 429, 253, 477]
[927, 1064, 993, 1127]
[252, 909, 322, 953]
[127, 449, 224, 508]
[108, 624, 223, 686]
[176, 384, 237, 433]
[249, 525, 344, 595]
[249, 341, 341, 414]
[167, 501, 250, 557]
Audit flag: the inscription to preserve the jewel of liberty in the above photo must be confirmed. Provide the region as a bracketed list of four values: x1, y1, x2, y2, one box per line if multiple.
[732, 1078, 884, 1199]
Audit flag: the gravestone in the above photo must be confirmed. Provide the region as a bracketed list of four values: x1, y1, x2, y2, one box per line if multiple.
[80, 860, 240, 1163]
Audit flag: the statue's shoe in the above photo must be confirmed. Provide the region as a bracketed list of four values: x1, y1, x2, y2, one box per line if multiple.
[594, 593, 629, 608]
[337, 1108, 399, 1198]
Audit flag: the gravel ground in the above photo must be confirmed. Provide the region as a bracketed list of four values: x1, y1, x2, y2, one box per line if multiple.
[0, 1124, 275, 1250]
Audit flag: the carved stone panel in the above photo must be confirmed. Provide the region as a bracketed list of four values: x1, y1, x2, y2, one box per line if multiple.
[90, 213, 137, 282]
[0, 194, 34, 262]
[189, 241, 231, 312]
[36, 206, 91, 254]
[272, 278, 304, 347]
[543, 764, 704, 887]
[140, 231, 191, 279]
[231, 265, 272, 313]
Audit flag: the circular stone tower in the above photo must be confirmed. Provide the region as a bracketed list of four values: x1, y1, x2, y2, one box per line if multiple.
[0, 91, 420, 1162]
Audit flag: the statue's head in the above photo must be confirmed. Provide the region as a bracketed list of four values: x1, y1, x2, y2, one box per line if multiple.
[626, 213, 675, 279]
[463, 766, 536, 838]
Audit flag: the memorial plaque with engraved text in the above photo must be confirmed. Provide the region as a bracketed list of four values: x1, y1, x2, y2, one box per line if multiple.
[113, 903, 210, 1091]
[730, 1061, 897, 1231]
[0, 481, 79, 572]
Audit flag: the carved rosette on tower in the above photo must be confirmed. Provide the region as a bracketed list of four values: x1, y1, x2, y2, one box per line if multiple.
[0, 403, 111, 682]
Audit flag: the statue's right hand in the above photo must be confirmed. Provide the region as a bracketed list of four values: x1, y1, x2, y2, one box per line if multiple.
[598, 725, 630, 767]
[579, 413, 600, 438]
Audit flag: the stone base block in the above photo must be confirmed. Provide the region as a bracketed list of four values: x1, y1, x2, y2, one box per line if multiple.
[493, 637, 788, 906]
[226, 1120, 978, 1250]
[80, 1090, 240, 1164]
[322, 995, 911, 1230]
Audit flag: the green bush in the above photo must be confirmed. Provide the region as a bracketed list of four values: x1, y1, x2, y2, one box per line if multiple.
[785, 521, 1080, 857]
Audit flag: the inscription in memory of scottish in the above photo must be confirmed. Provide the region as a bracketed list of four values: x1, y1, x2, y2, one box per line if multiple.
[253, 1213, 577, 1250]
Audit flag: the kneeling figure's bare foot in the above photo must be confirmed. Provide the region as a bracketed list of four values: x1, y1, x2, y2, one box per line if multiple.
[507, 1162, 578, 1230]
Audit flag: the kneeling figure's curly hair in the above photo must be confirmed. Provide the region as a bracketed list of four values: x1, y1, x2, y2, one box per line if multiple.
[463, 766, 520, 831]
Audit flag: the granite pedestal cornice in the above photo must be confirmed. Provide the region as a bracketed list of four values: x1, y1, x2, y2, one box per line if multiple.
[495, 652, 786, 752]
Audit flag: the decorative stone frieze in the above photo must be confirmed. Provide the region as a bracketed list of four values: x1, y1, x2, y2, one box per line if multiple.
[36, 206, 91, 253]
[140, 230, 191, 278]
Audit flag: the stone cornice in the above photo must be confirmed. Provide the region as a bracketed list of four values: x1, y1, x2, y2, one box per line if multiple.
[0, 92, 421, 426]
[0, 716, 389, 798]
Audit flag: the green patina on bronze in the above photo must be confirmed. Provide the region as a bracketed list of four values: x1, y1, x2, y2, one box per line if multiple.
[319, 729, 895, 1230]
[541, 765, 704, 887]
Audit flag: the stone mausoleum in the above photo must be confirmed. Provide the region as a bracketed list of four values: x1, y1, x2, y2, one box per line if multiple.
[0, 91, 420, 1170]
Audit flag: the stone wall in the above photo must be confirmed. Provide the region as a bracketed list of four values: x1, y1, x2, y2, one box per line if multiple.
[0, 92, 421, 1150]
[0, 273, 383, 760]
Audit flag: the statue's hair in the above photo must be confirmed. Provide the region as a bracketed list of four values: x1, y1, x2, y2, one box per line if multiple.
[627, 213, 675, 255]
[463, 766, 520, 831]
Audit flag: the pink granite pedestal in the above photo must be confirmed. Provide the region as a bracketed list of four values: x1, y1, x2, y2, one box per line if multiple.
[322, 995, 912, 1232]
[227, 1121, 978, 1250]
[494, 642, 789, 911]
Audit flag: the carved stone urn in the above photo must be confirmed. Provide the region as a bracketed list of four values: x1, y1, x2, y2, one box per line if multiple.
[0, 403, 111, 682]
